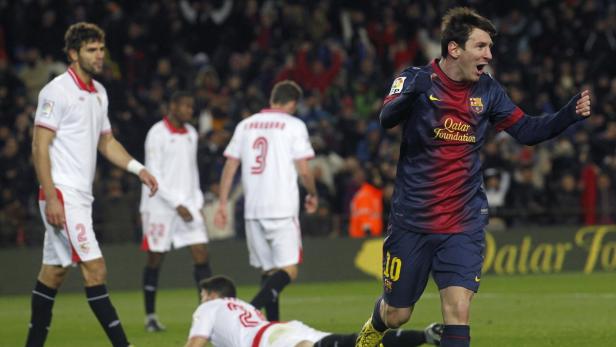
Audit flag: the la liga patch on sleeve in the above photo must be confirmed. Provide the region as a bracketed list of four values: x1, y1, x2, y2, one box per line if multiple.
[388, 77, 406, 95]
[40, 99, 55, 118]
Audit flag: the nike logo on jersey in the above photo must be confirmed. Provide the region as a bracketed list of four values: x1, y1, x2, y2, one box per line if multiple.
[429, 94, 441, 102]
[474, 276, 481, 283]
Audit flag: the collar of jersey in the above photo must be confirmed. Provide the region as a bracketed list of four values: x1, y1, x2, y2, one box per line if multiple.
[431, 59, 472, 91]
[163, 116, 188, 134]
[260, 108, 288, 114]
[67, 67, 97, 93]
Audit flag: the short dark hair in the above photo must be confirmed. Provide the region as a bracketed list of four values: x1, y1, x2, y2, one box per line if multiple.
[270, 80, 303, 105]
[170, 90, 193, 104]
[199, 276, 237, 298]
[64, 22, 105, 59]
[440, 7, 496, 58]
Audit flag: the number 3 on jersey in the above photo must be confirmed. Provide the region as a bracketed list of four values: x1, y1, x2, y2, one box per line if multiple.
[251, 137, 268, 174]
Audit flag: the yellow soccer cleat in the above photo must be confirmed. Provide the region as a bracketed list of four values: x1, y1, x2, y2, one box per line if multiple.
[355, 318, 385, 347]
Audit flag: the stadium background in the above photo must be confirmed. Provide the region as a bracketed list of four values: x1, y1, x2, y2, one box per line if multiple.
[1, 1, 616, 346]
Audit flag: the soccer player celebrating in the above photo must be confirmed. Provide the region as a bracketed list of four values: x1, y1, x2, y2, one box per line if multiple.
[139, 91, 213, 332]
[355, 7, 591, 347]
[27, 22, 158, 347]
[185, 276, 442, 347]
[214, 80, 317, 321]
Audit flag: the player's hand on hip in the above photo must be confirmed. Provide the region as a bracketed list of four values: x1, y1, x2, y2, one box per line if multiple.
[45, 197, 65, 228]
[139, 169, 159, 196]
[176, 205, 194, 222]
[575, 90, 591, 117]
[304, 194, 318, 214]
[214, 205, 228, 228]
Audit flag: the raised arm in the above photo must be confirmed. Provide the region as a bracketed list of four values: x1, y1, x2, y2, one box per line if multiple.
[98, 132, 158, 195]
[379, 70, 433, 129]
[506, 90, 591, 145]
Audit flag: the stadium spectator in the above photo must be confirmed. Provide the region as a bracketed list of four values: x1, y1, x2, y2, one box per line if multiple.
[595, 172, 616, 224]
[349, 165, 384, 238]
[549, 173, 582, 225]
[185, 275, 443, 347]
[484, 168, 511, 231]
[0, 1, 615, 247]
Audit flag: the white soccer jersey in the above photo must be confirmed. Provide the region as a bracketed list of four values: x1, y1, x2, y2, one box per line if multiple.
[140, 117, 204, 213]
[224, 109, 314, 219]
[188, 298, 268, 347]
[34, 68, 111, 194]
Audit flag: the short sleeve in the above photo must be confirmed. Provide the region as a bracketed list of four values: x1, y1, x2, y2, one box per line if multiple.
[291, 122, 315, 160]
[488, 79, 524, 132]
[223, 124, 243, 159]
[34, 84, 66, 131]
[188, 302, 218, 340]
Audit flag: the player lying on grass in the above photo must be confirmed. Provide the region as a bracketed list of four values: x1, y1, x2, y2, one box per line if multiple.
[185, 276, 442, 347]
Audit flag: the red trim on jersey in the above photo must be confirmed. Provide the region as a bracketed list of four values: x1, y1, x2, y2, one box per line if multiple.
[38, 187, 81, 262]
[260, 108, 287, 114]
[431, 59, 471, 91]
[163, 116, 188, 134]
[35, 123, 58, 132]
[251, 322, 278, 347]
[383, 94, 398, 105]
[494, 107, 524, 132]
[67, 67, 97, 93]
[100, 129, 112, 135]
[294, 155, 315, 161]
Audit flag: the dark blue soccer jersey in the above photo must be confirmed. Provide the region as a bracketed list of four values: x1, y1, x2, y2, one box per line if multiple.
[382, 59, 582, 234]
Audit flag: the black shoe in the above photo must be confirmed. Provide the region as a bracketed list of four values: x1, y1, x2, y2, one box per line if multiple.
[145, 315, 166, 332]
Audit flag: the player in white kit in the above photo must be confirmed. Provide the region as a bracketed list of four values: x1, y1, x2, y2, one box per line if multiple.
[185, 276, 442, 347]
[139, 91, 212, 332]
[215, 80, 318, 321]
[26, 22, 158, 347]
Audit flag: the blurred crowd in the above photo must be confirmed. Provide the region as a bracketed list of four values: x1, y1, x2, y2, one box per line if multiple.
[1, 0, 616, 247]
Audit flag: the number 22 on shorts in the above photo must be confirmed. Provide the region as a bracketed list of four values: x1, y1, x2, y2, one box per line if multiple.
[383, 251, 402, 281]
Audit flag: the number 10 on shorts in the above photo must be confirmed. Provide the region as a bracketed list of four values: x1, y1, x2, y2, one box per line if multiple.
[383, 251, 401, 281]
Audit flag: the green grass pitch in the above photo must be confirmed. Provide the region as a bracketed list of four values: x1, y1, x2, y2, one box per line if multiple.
[1, 272, 615, 346]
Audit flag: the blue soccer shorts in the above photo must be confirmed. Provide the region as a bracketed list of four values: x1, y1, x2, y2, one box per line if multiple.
[381, 224, 485, 308]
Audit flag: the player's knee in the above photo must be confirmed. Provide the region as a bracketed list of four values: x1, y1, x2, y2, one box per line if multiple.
[146, 251, 165, 268]
[441, 299, 471, 323]
[383, 307, 411, 329]
[190, 244, 209, 263]
[82, 265, 107, 286]
[38, 266, 68, 288]
[281, 265, 298, 281]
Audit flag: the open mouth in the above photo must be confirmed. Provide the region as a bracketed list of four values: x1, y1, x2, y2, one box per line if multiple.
[476, 64, 487, 74]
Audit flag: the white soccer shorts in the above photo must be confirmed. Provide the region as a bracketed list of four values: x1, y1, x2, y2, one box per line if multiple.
[261, 320, 329, 347]
[141, 207, 209, 253]
[38, 185, 102, 267]
[245, 217, 302, 272]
